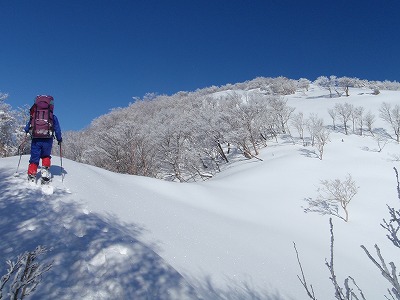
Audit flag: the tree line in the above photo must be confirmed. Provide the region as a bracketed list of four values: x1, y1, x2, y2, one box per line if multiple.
[60, 76, 399, 181]
[1, 76, 400, 181]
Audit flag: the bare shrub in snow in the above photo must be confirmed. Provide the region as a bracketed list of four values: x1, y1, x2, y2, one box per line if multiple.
[374, 134, 389, 152]
[295, 218, 366, 300]
[304, 174, 358, 222]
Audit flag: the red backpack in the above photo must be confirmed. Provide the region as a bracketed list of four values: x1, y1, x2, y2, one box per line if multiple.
[30, 95, 54, 138]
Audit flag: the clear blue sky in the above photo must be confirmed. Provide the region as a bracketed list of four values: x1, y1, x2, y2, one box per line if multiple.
[1, 0, 399, 131]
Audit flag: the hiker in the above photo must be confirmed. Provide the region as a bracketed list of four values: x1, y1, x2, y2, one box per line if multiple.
[24, 95, 62, 182]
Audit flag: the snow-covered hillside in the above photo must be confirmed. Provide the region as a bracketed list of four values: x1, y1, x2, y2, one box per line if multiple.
[1, 86, 400, 299]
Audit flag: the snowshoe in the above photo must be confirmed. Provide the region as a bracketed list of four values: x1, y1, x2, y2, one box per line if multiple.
[40, 167, 51, 184]
[28, 174, 36, 183]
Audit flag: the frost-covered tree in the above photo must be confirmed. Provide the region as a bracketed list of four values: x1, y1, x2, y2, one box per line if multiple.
[220, 92, 268, 158]
[0, 93, 22, 157]
[304, 174, 359, 222]
[291, 112, 306, 141]
[157, 98, 199, 181]
[267, 96, 295, 134]
[315, 76, 333, 97]
[335, 103, 354, 135]
[379, 102, 400, 142]
[61, 76, 400, 182]
[364, 111, 376, 136]
[315, 76, 340, 98]
[247, 77, 297, 95]
[0, 246, 52, 300]
[304, 113, 330, 158]
[354, 106, 365, 135]
[85, 108, 134, 173]
[337, 76, 358, 97]
[65, 91, 232, 181]
[329, 75, 342, 97]
[327, 107, 337, 130]
[315, 126, 330, 160]
[305, 113, 323, 147]
[191, 97, 229, 171]
[83, 103, 161, 177]
[269, 76, 297, 95]
[60, 130, 87, 163]
[297, 78, 311, 93]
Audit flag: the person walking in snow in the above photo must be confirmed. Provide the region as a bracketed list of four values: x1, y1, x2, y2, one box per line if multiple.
[24, 95, 62, 183]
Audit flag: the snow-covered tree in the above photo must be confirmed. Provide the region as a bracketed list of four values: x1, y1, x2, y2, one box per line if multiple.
[327, 107, 337, 130]
[305, 113, 323, 147]
[379, 102, 400, 142]
[364, 111, 376, 136]
[354, 106, 365, 135]
[220, 92, 267, 158]
[314, 126, 330, 160]
[304, 113, 330, 158]
[267, 96, 295, 134]
[59, 130, 87, 163]
[297, 78, 311, 93]
[60, 75, 400, 183]
[315, 76, 333, 97]
[269, 77, 297, 95]
[335, 102, 353, 135]
[337, 76, 358, 97]
[291, 112, 306, 141]
[315, 76, 340, 98]
[0, 93, 21, 157]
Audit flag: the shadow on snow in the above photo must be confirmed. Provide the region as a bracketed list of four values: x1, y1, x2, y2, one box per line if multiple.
[0, 167, 199, 299]
[0, 165, 289, 300]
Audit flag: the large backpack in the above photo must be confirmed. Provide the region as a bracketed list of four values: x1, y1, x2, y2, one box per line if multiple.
[30, 95, 54, 138]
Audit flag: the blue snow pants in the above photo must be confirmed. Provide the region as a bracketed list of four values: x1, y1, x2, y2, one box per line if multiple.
[29, 138, 54, 165]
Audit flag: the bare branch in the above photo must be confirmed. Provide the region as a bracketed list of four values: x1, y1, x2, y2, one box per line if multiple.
[293, 242, 318, 300]
[360, 244, 400, 299]
[0, 246, 53, 300]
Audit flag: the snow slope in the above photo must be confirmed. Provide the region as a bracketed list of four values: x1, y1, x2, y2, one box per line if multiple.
[1, 86, 400, 299]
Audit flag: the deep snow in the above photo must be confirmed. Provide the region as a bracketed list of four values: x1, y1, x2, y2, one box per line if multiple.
[1, 86, 400, 299]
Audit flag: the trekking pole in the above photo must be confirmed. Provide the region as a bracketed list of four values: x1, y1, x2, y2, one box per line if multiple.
[15, 134, 28, 176]
[59, 142, 64, 182]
